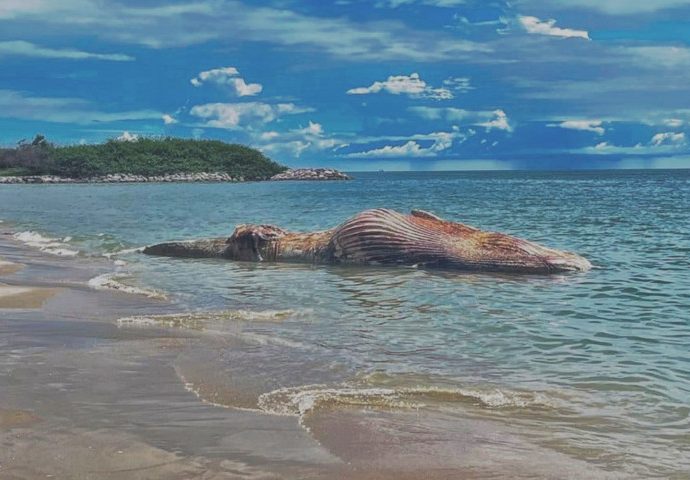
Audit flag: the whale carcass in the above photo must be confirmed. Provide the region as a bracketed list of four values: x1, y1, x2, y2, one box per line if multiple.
[143, 208, 591, 274]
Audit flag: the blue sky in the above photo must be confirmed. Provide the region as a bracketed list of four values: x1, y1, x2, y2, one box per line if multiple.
[1, 0, 690, 170]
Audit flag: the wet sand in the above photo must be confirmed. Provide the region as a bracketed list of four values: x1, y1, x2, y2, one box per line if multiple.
[0, 284, 60, 309]
[0, 232, 622, 479]
[0, 235, 334, 479]
[0, 408, 41, 429]
[0, 259, 23, 275]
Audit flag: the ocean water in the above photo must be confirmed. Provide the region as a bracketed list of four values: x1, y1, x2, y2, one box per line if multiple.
[1, 170, 689, 477]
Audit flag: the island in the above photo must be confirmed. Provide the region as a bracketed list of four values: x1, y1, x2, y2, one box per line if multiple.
[0, 136, 350, 184]
[0, 135, 285, 183]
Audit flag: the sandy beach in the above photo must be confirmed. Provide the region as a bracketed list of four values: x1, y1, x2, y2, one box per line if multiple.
[2, 0, 689, 475]
[0, 233, 339, 479]
[0, 226, 624, 479]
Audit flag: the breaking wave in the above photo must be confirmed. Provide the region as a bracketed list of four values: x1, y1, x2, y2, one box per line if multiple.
[13, 231, 79, 257]
[102, 246, 144, 259]
[117, 309, 300, 330]
[257, 382, 557, 419]
[179, 369, 558, 434]
[88, 273, 167, 299]
[118, 310, 310, 350]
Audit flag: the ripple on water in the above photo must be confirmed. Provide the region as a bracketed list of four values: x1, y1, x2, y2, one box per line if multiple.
[1, 170, 689, 476]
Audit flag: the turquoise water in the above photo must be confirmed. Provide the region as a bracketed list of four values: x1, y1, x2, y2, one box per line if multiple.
[2, 170, 689, 476]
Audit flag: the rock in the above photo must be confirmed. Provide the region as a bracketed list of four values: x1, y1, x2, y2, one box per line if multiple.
[0, 172, 254, 184]
[270, 168, 351, 181]
[1, 170, 343, 185]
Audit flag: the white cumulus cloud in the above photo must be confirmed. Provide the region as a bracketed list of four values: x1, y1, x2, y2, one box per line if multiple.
[116, 131, 139, 142]
[650, 132, 686, 146]
[191, 66, 263, 97]
[479, 110, 512, 132]
[350, 141, 427, 158]
[347, 130, 459, 158]
[162, 114, 178, 125]
[518, 16, 590, 40]
[347, 73, 453, 100]
[663, 118, 684, 127]
[260, 131, 280, 141]
[190, 102, 307, 129]
[259, 121, 346, 157]
[581, 132, 687, 155]
[556, 120, 605, 135]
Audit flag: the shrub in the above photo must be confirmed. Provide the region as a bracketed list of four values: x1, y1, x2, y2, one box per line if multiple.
[0, 136, 287, 180]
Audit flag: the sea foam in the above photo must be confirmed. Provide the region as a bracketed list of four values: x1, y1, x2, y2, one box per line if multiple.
[13, 231, 79, 257]
[257, 382, 556, 419]
[88, 273, 167, 299]
[102, 246, 144, 259]
[117, 309, 299, 329]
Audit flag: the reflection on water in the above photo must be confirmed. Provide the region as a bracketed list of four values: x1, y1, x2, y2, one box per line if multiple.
[2, 170, 690, 477]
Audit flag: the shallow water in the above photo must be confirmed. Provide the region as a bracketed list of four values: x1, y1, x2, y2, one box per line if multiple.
[2, 170, 689, 477]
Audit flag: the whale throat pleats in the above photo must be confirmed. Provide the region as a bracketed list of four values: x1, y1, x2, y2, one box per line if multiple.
[328, 209, 456, 266]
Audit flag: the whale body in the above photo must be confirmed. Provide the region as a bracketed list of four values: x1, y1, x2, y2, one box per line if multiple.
[143, 208, 591, 274]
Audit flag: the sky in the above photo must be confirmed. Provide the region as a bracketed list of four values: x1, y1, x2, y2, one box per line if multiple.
[1, 0, 690, 170]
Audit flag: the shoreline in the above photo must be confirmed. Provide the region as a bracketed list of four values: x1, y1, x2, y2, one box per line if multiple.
[0, 231, 342, 479]
[0, 169, 686, 479]
[0, 172, 248, 184]
[0, 226, 621, 479]
[0, 168, 351, 184]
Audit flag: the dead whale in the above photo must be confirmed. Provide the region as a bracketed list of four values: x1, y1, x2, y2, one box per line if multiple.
[143, 208, 591, 274]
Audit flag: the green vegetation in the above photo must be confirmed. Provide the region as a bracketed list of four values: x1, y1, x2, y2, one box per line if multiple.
[0, 135, 287, 180]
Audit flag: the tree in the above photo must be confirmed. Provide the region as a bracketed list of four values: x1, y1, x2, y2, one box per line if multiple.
[31, 134, 49, 148]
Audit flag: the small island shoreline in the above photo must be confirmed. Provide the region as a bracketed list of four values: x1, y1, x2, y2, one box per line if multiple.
[0, 168, 351, 184]
[0, 172, 246, 184]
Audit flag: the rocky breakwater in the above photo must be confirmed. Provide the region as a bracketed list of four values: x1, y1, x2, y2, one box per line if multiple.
[0, 172, 245, 184]
[269, 168, 351, 181]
